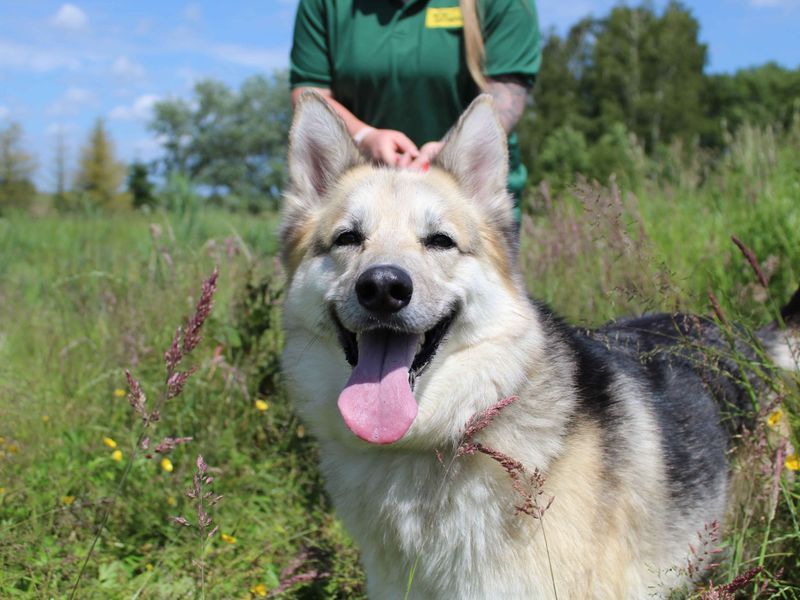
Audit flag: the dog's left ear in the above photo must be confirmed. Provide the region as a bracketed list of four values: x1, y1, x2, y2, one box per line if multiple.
[287, 91, 363, 200]
[435, 94, 509, 211]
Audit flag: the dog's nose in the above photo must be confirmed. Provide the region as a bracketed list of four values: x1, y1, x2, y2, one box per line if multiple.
[356, 265, 413, 313]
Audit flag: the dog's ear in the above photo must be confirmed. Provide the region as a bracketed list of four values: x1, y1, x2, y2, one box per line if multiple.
[435, 94, 509, 210]
[287, 91, 362, 200]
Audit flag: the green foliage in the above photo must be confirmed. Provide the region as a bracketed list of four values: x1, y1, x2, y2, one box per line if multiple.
[704, 62, 800, 146]
[149, 72, 291, 211]
[127, 161, 156, 209]
[538, 125, 590, 190]
[519, 1, 800, 192]
[75, 118, 126, 207]
[0, 121, 36, 213]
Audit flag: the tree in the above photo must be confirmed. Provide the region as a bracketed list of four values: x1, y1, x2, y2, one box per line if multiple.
[0, 122, 37, 213]
[518, 1, 711, 188]
[589, 1, 706, 149]
[127, 161, 155, 209]
[703, 63, 800, 146]
[52, 128, 69, 208]
[519, 19, 595, 181]
[149, 71, 292, 210]
[75, 118, 125, 206]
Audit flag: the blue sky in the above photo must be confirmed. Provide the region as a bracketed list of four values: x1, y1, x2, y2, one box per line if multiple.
[1, 0, 799, 190]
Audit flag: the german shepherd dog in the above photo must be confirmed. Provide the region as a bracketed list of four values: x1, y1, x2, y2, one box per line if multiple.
[279, 93, 799, 599]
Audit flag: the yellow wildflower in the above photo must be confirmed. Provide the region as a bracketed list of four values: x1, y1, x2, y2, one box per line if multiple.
[767, 409, 783, 427]
[0, 487, 6, 495]
[255, 399, 269, 412]
[7, 444, 18, 454]
[161, 458, 174, 473]
[250, 583, 268, 597]
[296, 425, 305, 439]
[114, 388, 126, 398]
[166, 495, 177, 507]
[103, 436, 118, 449]
[221, 533, 237, 544]
[786, 454, 800, 472]
[42, 415, 50, 423]
[61, 495, 76, 505]
[111, 450, 123, 462]
[145, 563, 154, 572]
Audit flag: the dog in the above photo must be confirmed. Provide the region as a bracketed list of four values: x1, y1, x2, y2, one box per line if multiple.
[279, 92, 800, 599]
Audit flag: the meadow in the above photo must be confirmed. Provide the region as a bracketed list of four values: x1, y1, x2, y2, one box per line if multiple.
[1, 121, 799, 598]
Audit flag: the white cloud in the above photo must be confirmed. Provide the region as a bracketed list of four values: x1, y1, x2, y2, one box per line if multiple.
[183, 3, 202, 21]
[0, 40, 80, 72]
[207, 43, 289, 69]
[46, 122, 75, 136]
[134, 135, 166, 160]
[47, 87, 94, 116]
[109, 94, 160, 121]
[111, 56, 146, 78]
[0, 106, 9, 120]
[51, 4, 89, 30]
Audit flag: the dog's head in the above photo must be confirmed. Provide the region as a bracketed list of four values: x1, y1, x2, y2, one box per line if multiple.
[281, 93, 528, 447]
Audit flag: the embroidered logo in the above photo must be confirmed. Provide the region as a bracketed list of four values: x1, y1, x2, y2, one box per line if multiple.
[425, 7, 463, 29]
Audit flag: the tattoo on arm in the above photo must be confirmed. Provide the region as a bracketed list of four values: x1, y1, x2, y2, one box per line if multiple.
[485, 75, 531, 133]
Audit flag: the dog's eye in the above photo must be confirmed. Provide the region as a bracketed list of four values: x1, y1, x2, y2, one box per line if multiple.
[424, 233, 456, 250]
[333, 230, 363, 247]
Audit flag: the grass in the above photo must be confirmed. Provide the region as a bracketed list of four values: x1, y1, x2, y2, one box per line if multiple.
[1, 121, 799, 598]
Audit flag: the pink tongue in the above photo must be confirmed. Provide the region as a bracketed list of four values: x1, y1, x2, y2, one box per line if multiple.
[337, 330, 420, 444]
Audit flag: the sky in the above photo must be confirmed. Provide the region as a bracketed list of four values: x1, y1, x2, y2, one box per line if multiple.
[1, 0, 799, 191]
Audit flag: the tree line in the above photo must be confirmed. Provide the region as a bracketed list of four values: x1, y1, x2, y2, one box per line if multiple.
[1, 1, 798, 215]
[517, 1, 800, 188]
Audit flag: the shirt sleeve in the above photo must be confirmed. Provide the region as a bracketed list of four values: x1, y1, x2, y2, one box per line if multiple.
[481, 0, 541, 84]
[290, 0, 332, 89]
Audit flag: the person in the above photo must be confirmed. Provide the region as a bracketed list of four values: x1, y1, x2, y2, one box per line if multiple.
[289, 0, 540, 224]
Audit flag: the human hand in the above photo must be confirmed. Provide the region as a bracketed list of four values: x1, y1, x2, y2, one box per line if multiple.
[358, 129, 419, 167]
[408, 141, 444, 171]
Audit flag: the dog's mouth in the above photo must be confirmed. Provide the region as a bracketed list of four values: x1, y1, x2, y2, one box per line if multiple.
[333, 310, 456, 377]
[332, 308, 456, 445]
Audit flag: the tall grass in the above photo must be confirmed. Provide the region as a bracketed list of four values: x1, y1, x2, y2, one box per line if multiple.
[0, 119, 798, 597]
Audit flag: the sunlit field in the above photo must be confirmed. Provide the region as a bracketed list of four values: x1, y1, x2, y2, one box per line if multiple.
[1, 121, 799, 598]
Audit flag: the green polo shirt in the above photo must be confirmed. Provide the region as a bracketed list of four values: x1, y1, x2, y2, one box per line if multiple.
[290, 0, 540, 218]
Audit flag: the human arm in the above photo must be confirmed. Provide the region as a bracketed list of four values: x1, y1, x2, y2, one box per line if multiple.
[291, 87, 419, 167]
[485, 74, 531, 134]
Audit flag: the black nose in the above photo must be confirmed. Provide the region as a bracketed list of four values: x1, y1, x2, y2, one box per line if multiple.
[356, 265, 413, 313]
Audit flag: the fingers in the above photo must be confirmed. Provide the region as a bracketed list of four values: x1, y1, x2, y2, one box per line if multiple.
[360, 129, 419, 167]
[408, 141, 444, 171]
[393, 133, 418, 167]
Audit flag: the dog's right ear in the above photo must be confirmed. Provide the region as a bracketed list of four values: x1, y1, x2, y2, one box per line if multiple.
[287, 92, 362, 200]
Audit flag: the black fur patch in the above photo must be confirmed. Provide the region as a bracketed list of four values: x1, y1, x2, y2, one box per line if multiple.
[538, 304, 762, 506]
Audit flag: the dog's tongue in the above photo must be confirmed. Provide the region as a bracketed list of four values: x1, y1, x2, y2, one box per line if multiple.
[337, 330, 419, 444]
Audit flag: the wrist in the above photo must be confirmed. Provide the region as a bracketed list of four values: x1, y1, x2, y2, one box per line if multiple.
[353, 126, 375, 147]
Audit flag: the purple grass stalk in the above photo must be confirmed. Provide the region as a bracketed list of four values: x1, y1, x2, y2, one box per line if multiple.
[154, 436, 194, 454]
[699, 566, 763, 599]
[731, 235, 769, 289]
[182, 269, 219, 355]
[461, 395, 518, 440]
[69, 268, 219, 600]
[707, 289, 730, 328]
[455, 396, 553, 519]
[172, 454, 223, 600]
